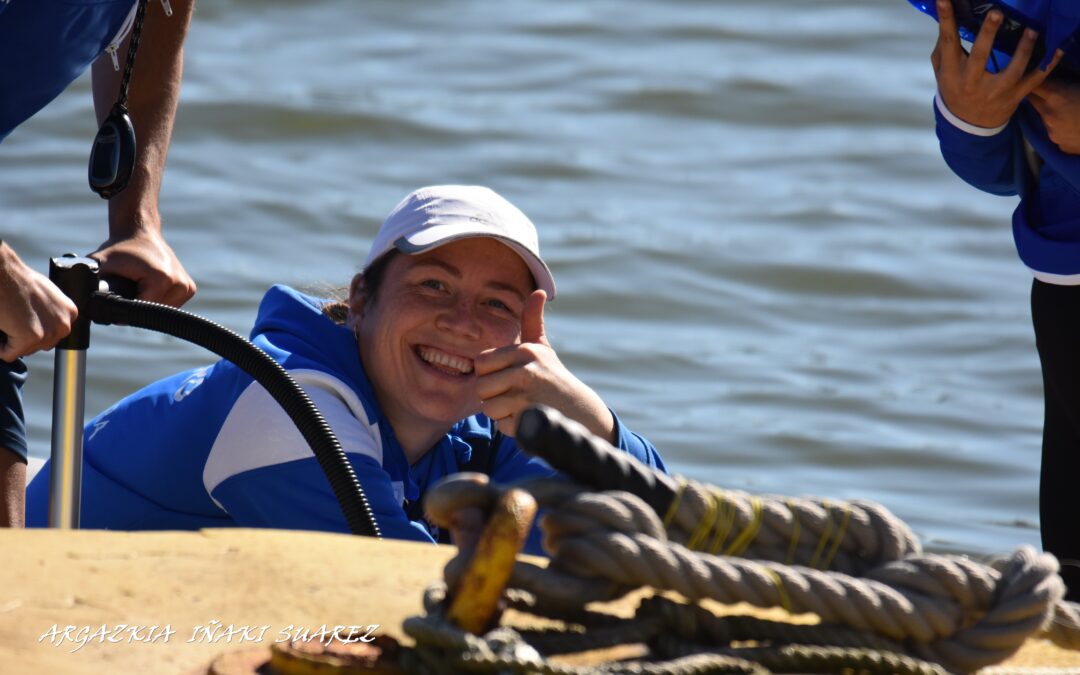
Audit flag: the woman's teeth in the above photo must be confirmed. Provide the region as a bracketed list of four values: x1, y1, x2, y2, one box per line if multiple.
[417, 346, 474, 375]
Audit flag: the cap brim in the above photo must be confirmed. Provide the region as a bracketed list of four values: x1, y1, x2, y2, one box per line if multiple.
[394, 230, 557, 300]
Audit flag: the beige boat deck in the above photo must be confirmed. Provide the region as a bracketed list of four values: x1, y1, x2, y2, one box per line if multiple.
[1, 528, 1077, 674]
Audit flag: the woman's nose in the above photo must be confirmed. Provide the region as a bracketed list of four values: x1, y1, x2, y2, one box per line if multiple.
[434, 298, 481, 339]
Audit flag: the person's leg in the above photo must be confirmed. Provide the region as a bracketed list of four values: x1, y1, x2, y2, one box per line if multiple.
[1031, 279, 1080, 602]
[0, 449, 24, 527]
[0, 358, 28, 527]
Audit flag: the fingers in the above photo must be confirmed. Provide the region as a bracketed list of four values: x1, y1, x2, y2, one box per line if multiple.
[476, 318, 555, 373]
[0, 294, 77, 361]
[475, 358, 524, 416]
[478, 389, 527, 430]
[1030, 75, 1063, 101]
[1019, 49, 1064, 94]
[135, 268, 197, 307]
[966, 10, 1002, 85]
[92, 231, 196, 308]
[934, 0, 964, 72]
[1005, 28, 1040, 80]
[0, 243, 79, 359]
[474, 355, 536, 436]
[1027, 92, 1048, 119]
[95, 251, 196, 308]
[491, 412, 519, 438]
[474, 290, 548, 377]
[520, 290, 548, 346]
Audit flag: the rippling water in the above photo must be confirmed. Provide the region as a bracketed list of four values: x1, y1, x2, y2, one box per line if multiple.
[1, 1, 1044, 556]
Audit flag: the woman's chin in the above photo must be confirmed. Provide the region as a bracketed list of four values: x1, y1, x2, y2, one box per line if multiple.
[415, 399, 481, 428]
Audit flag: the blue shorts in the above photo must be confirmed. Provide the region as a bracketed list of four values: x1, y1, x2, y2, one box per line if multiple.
[0, 0, 136, 141]
[0, 358, 28, 462]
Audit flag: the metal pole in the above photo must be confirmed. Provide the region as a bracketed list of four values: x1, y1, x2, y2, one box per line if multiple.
[48, 349, 87, 528]
[47, 255, 99, 529]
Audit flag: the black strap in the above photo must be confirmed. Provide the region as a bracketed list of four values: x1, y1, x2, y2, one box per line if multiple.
[116, 0, 150, 110]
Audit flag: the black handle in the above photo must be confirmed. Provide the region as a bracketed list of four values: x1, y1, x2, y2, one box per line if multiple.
[515, 405, 679, 516]
[49, 254, 100, 350]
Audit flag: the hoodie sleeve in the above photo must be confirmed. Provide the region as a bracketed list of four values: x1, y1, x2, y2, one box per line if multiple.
[205, 375, 433, 542]
[933, 94, 1024, 197]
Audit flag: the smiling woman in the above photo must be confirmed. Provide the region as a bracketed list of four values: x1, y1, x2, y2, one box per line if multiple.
[23, 185, 667, 553]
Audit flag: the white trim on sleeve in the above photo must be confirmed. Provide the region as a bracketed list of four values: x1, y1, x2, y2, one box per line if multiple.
[1032, 269, 1080, 286]
[935, 92, 1009, 137]
[203, 369, 383, 505]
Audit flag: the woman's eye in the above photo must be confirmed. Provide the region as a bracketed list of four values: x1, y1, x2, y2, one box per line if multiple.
[420, 279, 444, 291]
[486, 298, 521, 316]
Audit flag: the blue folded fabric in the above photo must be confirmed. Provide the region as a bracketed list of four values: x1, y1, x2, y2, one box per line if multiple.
[907, 0, 1080, 74]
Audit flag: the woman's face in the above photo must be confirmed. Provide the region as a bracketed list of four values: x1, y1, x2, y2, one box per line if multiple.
[351, 237, 533, 439]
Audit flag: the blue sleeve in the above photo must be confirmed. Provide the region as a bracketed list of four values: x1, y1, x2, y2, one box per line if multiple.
[934, 101, 1023, 197]
[211, 454, 434, 543]
[611, 410, 667, 472]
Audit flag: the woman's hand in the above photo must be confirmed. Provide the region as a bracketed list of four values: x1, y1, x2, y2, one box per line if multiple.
[1028, 80, 1080, 154]
[931, 0, 1061, 128]
[474, 290, 616, 443]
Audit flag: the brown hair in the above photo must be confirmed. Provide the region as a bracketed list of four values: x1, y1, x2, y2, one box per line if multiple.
[321, 250, 401, 325]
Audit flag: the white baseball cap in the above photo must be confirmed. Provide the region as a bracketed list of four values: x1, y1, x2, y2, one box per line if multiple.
[363, 185, 556, 299]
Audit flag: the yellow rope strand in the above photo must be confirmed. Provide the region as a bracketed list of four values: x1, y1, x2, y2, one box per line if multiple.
[724, 496, 763, 557]
[707, 491, 737, 555]
[662, 478, 687, 529]
[820, 502, 853, 571]
[687, 488, 718, 551]
[785, 498, 801, 566]
[764, 567, 793, 614]
[808, 499, 833, 570]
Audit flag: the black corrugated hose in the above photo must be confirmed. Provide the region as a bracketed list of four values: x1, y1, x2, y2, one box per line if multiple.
[89, 290, 381, 538]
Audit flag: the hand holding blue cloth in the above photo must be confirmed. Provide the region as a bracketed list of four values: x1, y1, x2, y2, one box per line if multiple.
[908, 0, 1080, 73]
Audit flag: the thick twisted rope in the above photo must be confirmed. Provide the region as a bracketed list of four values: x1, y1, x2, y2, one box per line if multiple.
[660, 478, 921, 574]
[535, 483, 1063, 673]
[405, 581, 949, 674]
[426, 475, 1075, 674]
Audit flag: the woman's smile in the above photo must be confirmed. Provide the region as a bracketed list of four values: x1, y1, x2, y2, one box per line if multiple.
[415, 344, 475, 376]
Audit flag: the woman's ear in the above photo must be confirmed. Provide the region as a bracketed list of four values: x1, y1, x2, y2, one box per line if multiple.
[347, 273, 367, 329]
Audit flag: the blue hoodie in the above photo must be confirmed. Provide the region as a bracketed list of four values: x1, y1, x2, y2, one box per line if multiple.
[26, 286, 667, 553]
[911, 0, 1080, 278]
[0, 0, 138, 141]
[935, 96, 1080, 279]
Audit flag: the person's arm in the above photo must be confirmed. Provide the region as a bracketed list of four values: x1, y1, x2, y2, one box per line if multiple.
[89, 0, 196, 307]
[0, 450, 25, 528]
[474, 290, 617, 443]
[608, 409, 667, 471]
[934, 97, 1023, 195]
[0, 241, 78, 361]
[929, 0, 1061, 194]
[1028, 80, 1080, 155]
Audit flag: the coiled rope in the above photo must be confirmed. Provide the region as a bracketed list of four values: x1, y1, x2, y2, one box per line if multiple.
[407, 474, 1078, 674]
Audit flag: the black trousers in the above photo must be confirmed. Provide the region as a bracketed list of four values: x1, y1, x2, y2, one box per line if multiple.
[1031, 279, 1080, 602]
